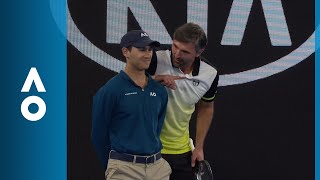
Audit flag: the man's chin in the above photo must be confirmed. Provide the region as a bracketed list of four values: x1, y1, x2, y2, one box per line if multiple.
[142, 64, 151, 71]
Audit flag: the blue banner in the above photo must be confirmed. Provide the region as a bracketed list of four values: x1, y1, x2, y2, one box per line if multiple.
[0, 0, 66, 179]
[316, 0, 319, 179]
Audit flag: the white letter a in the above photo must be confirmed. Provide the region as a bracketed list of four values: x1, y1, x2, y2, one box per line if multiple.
[21, 67, 46, 92]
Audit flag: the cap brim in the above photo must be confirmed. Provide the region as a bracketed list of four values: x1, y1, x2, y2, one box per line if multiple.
[133, 40, 160, 48]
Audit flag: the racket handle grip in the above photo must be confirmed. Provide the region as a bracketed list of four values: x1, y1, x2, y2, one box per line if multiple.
[189, 138, 195, 151]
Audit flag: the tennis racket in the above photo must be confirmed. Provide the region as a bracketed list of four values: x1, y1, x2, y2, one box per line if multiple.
[190, 138, 214, 180]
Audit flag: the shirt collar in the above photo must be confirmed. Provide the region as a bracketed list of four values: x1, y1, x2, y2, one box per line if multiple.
[119, 70, 152, 84]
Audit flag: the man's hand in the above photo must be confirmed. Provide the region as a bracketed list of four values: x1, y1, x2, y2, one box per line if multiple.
[191, 147, 204, 167]
[154, 75, 185, 90]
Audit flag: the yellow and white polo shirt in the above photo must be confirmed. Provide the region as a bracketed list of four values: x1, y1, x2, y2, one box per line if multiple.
[148, 49, 219, 154]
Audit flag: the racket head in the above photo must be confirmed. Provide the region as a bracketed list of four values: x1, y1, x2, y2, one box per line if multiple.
[194, 160, 214, 180]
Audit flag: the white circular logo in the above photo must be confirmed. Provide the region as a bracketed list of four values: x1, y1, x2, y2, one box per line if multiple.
[51, 1, 317, 87]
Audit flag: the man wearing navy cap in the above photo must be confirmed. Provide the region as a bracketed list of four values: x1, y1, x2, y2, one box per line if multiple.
[92, 30, 171, 180]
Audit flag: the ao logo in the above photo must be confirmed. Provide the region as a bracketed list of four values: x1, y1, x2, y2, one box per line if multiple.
[21, 68, 46, 122]
[141, 32, 149, 37]
[53, 0, 316, 87]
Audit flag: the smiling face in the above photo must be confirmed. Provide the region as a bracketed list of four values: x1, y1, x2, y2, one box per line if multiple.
[122, 46, 154, 71]
[171, 40, 203, 74]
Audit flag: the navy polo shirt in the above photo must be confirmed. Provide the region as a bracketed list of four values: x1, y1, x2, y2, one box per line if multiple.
[92, 70, 168, 168]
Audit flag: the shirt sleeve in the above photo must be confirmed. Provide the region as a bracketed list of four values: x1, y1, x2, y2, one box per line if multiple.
[202, 72, 219, 102]
[91, 85, 114, 169]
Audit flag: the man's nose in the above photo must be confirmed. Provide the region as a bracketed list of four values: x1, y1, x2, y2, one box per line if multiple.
[175, 50, 181, 58]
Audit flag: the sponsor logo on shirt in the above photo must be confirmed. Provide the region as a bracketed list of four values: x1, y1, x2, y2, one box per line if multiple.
[125, 92, 138, 96]
[193, 80, 200, 86]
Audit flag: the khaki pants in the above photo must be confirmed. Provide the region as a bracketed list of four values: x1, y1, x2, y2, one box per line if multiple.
[105, 158, 172, 180]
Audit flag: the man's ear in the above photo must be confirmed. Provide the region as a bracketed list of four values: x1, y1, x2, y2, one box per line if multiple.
[196, 48, 204, 57]
[122, 47, 129, 58]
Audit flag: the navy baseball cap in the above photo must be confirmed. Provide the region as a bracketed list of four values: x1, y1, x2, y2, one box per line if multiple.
[120, 30, 160, 48]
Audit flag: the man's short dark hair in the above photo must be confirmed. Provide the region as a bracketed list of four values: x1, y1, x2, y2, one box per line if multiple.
[173, 22, 207, 52]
